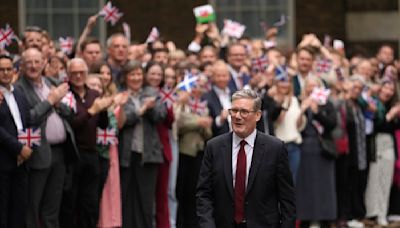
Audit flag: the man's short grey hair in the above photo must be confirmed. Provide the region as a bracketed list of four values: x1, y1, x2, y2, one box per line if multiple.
[67, 58, 88, 73]
[231, 89, 262, 111]
[106, 33, 130, 48]
[349, 74, 366, 85]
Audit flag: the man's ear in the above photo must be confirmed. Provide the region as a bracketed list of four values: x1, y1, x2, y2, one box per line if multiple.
[255, 110, 262, 122]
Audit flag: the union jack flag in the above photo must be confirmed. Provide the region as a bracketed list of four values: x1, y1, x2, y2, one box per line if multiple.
[58, 37, 74, 55]
[310, 87, 331, 105]
[176, 72, 198, 92]
[18, 128, 41, 147]
[222, 19, 246, 39]
[146, 27, 160, 43]
[189, 98, 207, 115]
[158, 87, 177, 108]
[61, 92, 77, 112]
[315, 58, 332, 75]
[251, 55, 269, 73]
[99, 1, 123, 26]
[97, 127, 117, 145]
[0, 24, 17, 49]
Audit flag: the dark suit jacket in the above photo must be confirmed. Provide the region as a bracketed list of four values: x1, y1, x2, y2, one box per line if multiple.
[0, 87, 31, 171]
[203, 88, 230, 137]
[15, 76, 79, 169]
[228, 72, 251, 94]
[196, 131, 296, 228]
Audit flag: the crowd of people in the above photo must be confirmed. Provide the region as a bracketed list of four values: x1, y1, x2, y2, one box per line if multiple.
[1, 13, 400, 228]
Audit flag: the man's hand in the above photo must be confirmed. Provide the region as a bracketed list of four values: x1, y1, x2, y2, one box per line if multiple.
[47, 83, 69, 105]
[220, 109, 229, 122]
[20, 145, 33, 161]
[198, 116, 213, 128]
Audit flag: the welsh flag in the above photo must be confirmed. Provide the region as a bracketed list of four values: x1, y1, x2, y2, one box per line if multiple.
[193, 4, 216, 24]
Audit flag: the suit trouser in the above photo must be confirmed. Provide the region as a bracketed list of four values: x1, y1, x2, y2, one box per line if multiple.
[0, 165, 28, 228]
[27, 145, 66, 228]
[176, 151, 204, 228]
[120, 152, 159, 228]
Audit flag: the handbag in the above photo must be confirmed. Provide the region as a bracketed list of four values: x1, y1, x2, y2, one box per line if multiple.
[319, 136, 338, 159]
[334, 105, 349, 155]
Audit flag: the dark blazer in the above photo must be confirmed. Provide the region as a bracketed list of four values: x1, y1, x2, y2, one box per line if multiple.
[0, 86, 31, 171]
[196, 131, 296, 228]
[292, 74, 301, 98]
[228, 73, 251, 94]
[15, 76, 79, 169]
[203, 88, 230, 137]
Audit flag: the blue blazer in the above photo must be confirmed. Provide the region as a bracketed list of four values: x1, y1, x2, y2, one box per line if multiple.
[228, 73, 251, 94]
[0, 87, 31, 171]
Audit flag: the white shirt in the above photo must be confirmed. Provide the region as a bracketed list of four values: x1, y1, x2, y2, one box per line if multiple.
[228, 65, 243, 90]
[232, 129, 257, 187]
[0, 85, 24, 130]
[213, 86, 232, 130]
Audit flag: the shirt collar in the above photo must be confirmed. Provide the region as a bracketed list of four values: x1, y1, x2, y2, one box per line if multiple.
[213, 85, 230, 96]
[232, 129, 257, 149]
[0, 84, 14, 93]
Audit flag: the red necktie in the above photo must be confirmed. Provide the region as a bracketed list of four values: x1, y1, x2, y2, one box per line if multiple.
[234, 140, 247, 223]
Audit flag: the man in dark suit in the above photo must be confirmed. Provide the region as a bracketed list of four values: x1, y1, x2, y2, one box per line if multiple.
[197, 89, 296, 228]
[203, 60, 231, 137]
[15, 48, 79, 228]
[0, 54, 32, 228]
[227, 43, 251, 93]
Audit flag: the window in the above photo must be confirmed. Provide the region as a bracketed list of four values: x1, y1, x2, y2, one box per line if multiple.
[19, 0, 106, 42]
[211, 0, 294, 48]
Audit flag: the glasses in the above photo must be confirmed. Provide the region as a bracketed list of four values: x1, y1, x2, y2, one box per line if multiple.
[228, 108, 257, 118]
[0, 67, 13, 73]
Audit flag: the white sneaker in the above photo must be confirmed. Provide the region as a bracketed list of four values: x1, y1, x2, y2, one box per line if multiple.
[347, 219, 364, 228]
[377, 217, 388, 226]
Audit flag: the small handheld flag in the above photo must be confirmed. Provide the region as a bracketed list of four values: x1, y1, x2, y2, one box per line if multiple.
[222, 19, 246, 39]
[275, 65, 289, 82]
[99, 2, 123, 26]
[193, 4, 216, 24]
[0, 24, 17, 49]
[146, 27, 160, 43]
[18, 128, 41, 147]
[310, 87, 331, 105]
[176, 72, 198, 92]
[158, 87, 177, 108]
[61, 91, 77, 112]
[58, 37, 74, 55]
[97, 127, 117, 145]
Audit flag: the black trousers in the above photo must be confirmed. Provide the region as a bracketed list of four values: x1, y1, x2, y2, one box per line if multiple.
[0, 165, 28, 228]
[60, 150, 100, 228]
[27, 145, 66, 228]
[176, 151, 204, 228]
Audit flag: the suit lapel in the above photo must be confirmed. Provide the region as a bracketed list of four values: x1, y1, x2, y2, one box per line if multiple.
[20, 76, 41, 105]
[210, 89, 223, 112]
[246, 132, 265, 196]
[223, 132, 234, 198]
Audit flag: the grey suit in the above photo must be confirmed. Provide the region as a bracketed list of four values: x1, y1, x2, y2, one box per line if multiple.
[119, 86, 166, 228]
[15, 76, 79, 228]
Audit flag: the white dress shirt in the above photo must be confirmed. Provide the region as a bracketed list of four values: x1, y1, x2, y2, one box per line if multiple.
[213, 86, 232, 130]
[232, 129, 257, 187]
[228, 65, 243, 90]
[0, 85, 24, 130]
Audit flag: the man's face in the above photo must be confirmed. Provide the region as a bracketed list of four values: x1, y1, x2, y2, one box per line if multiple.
[377, 46, 394, 65]
[212, 65, 230, 89]
[297, 50, 314, 75]
[108, 36, 128, 64]
[23, 49, 45, 81]
[228, 45, 246, 70]
[200, 49, 217, 64]
[68, 61, 88, 88]
[82, 43, 102, 67]
[153, 51, 168, 65]
[0, 58, 14, 87]
[230, 98, 261, 138]
[24, 31, 43, 50]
